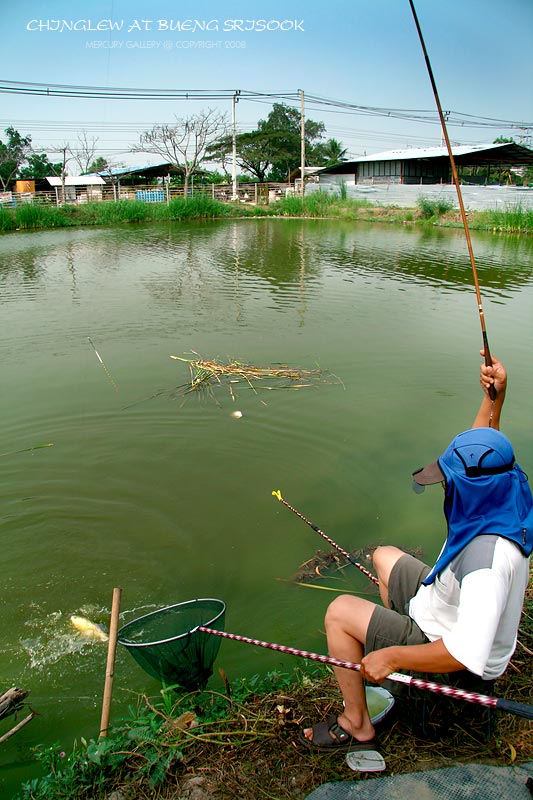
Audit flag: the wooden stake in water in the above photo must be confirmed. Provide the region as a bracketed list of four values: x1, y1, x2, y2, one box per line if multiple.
[100, 587, 122, 738]
[88, 337, 118, 392]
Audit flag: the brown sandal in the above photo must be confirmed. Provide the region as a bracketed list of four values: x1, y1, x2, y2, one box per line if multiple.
[299, 714, 378, 753]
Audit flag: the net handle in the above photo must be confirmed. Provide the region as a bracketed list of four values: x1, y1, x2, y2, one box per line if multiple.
[197, 625, 533, 719]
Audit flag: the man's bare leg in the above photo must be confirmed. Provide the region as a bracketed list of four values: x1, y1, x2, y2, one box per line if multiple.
[373, 546, 406, 607]
[303, 595, 377, 743]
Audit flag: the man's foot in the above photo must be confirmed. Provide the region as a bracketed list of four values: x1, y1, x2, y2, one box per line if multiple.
[300, 714, 376, 752]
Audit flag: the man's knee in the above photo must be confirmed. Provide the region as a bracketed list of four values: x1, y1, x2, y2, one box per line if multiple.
[373, 545, 405, 579]
[325, 595, 377, 641]
[325, 594, 358, 628]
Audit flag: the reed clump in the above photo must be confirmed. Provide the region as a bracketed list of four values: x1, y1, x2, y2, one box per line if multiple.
[169, 352, 336, 402]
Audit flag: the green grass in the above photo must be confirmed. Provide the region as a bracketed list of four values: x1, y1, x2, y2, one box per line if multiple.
[14, 667, 324, 800]
[2, 195, 533, 234]
[163, 195, 232, 220]
[473, 204, 533, 234]
[416, 196, 455, 220]
[267, 192, 373, 219]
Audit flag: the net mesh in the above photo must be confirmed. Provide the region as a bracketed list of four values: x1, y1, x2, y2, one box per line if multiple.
[117, 598, 226, 691]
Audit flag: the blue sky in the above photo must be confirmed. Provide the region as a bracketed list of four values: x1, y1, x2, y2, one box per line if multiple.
[1, 0, 532, 169]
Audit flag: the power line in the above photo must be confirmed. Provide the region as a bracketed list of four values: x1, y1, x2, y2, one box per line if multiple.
[1, 79, 531, 130]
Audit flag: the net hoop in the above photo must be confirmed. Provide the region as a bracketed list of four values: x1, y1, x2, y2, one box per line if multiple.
[117, 598, 226, 648]
[117, 598, 226, 691]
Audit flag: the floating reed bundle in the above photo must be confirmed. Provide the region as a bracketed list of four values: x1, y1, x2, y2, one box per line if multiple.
[170, 353, 341, 401]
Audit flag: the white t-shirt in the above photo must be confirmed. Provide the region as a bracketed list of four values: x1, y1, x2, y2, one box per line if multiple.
[408, 534, 529, 679]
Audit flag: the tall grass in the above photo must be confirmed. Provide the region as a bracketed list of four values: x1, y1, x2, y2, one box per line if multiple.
[269, 195, 304, 216]
[1, 195, 533, 234]
[164, 195, 231, 220]
[417, 196, 455, 219]
[304, 191, 336, 216]
[15, 203, 77, 229]
[77, 199, 152, 225]
[0, 207, 17, 231]
[474, 204, 533, 234]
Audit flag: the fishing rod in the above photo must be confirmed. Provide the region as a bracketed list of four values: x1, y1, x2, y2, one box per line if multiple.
[194, 624, 533, 721]
[408, 0, 496, 400]
[272, 490, 379, 586]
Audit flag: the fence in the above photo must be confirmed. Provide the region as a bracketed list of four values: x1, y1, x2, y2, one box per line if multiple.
[0, 182, 295, 209]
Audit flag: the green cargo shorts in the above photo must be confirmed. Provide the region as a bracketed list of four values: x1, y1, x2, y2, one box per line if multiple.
[366, 553, 431, 653]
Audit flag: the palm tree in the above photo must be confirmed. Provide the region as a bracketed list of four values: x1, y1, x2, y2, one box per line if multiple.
[318, 138, 348, 166]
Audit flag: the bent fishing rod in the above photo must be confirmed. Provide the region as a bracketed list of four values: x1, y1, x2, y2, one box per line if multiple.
[408, 0, 496, 400]
[272, 490, 379, 586]
[194, 624, 533, 721]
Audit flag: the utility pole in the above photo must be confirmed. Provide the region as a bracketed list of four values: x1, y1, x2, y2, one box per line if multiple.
[300, 89, 305, 197]
[231, 91, 240, 201]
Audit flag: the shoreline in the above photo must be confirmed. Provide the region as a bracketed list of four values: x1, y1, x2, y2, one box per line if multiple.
[12, 571, 533, 799]
[1, 194, 533, 235]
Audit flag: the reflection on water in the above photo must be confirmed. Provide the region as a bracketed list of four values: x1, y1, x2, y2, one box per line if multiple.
[1, 219, 533, 793]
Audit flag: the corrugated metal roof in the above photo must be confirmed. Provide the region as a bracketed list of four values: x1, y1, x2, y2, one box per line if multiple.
[354, 143, 495, 163]
[46, 176, 106, 186]
[84, 162, 173, 178]
[318, 143, 533, 173]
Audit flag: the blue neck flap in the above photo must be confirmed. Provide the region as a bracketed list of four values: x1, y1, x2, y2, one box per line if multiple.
[422, 427, 533, 585]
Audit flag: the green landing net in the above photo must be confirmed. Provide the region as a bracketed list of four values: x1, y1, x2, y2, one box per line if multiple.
[117, 598, 226, 692]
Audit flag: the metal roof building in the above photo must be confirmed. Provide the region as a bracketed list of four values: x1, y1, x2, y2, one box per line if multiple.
[83, 162, 177, 184]
[314, 142, 533, 185]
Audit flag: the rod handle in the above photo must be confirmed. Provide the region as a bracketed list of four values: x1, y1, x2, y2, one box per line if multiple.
[482, 336, 497, 401]
[496, 698, 533, 720]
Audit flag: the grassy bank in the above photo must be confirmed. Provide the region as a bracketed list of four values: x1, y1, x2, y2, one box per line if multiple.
[14, 570, 533, 800]
[1, 194, 533, 234]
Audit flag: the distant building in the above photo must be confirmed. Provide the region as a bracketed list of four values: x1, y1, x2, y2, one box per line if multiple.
[312, 142, 533, 187]
[84, 162, 177, 186]
[306, 142, 533, 211]
[46, 175, 106, 203]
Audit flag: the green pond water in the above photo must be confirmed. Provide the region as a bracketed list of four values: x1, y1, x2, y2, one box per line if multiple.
[1, 218, 533, 794]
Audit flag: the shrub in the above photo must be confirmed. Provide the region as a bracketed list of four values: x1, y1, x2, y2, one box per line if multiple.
[417, 196, 454, 219]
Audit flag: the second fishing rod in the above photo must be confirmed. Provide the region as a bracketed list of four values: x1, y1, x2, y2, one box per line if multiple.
[272, 490, 379, 587]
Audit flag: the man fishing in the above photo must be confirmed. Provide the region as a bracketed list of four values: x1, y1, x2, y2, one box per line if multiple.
[301, 354, 533, 751]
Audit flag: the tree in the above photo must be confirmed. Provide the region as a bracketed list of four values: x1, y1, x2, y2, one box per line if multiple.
[18, 152, 63, 181]
[134, 109, 229, 194]
[315, 137, 348, 167]
[257, 103, 325, 182]
[70, 132, 99, 175]
[206, 103, 326, 183]
[86, 156, 110, 174]
[206, 129, 275, 183]
[0, 127, 32, 191]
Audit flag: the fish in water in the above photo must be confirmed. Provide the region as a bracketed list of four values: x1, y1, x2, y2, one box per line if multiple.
[70, 615, 109, 642]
